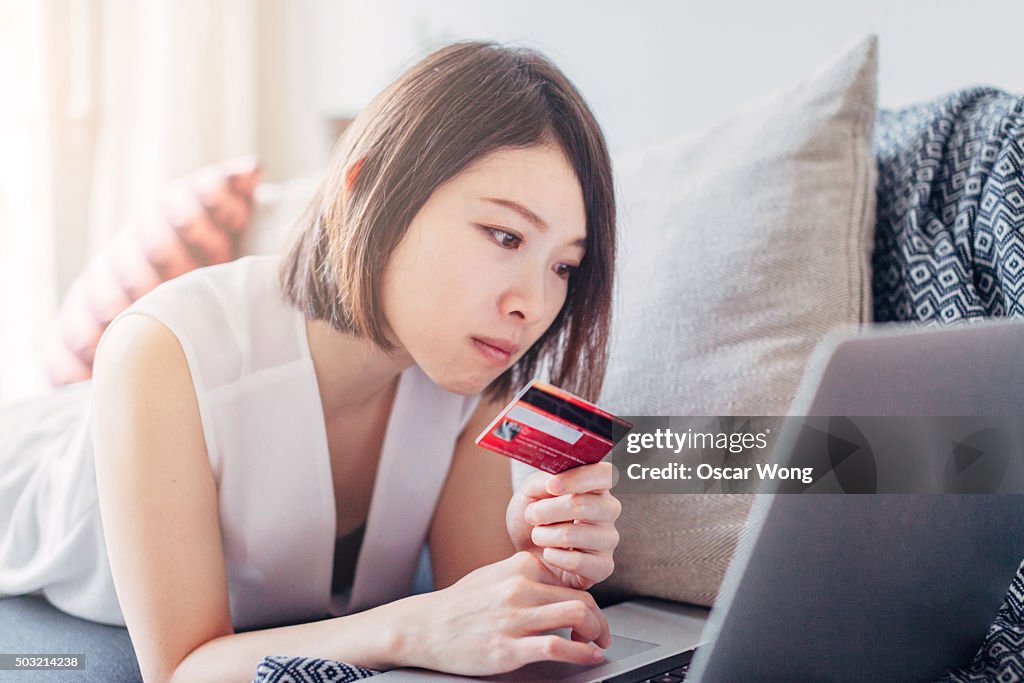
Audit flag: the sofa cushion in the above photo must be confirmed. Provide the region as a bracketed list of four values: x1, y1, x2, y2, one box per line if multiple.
[588, 35, 879, 607]
[0, 595, 142, 682]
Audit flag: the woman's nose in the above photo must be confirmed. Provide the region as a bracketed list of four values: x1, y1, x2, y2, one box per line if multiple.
[500, 267, 550, 323]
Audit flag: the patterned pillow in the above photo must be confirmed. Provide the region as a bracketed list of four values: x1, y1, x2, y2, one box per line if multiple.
[253, 656, 378, 682]
[872, 87, 1024, 323]
[871, 86, 1024, 683]
[44, 157, 261, 385]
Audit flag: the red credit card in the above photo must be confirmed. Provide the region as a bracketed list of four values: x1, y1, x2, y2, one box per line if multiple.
[475, 379, 634, 474]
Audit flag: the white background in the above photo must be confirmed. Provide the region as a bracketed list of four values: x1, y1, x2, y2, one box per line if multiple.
[307, 0, 1024, 154]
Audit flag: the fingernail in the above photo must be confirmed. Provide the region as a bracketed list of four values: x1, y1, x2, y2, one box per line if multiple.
[524, 504, 535, 523]
[591, 646, 605, 661]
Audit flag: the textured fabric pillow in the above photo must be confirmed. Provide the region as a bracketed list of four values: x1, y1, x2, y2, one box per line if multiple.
[873, 87, 1024, 323]
[44, 157, 261, 385]
[591, 35, 879, 607]
[253, 656, 378, 682]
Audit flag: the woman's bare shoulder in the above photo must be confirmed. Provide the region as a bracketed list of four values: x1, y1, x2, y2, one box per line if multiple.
[94, 314, 191, 388]
[91, 314, 206, 461]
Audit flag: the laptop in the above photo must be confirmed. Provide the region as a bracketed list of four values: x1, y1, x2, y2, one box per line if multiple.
[377, 319, 1024, 681]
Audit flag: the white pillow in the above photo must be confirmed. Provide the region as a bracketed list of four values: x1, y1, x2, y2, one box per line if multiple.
[239, 174, 320, 258]
[595, 35, 879, 606]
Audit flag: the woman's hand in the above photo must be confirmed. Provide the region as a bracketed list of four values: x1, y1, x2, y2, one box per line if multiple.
[506, 461, 622, 590]
[394, 551, 610, 676]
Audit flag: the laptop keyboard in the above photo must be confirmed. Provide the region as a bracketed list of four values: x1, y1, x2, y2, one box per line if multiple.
[601, 648, 696, 682]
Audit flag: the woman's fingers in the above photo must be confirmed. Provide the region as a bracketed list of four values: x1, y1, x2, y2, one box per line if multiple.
[547, 461, 614, 495]
[523, 600, 605, 645]
[530, 582, 612, 648]
[506, 568, 611, 647]
[517, 461, 615, 499]
[512, 467, 621, 595]
[516, 635, 606, 668]
[526, 491, 622, 525]
[542, 548, 615, 587]
[531, 521, 620, 552]
[509, 549, 563, 586]
[517, 470, 556, 499]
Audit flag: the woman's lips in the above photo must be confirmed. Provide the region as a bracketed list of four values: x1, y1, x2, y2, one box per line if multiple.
[472, 338, 512, 366]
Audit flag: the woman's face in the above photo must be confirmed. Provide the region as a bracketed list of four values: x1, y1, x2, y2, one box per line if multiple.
[380, 144, 587, 395]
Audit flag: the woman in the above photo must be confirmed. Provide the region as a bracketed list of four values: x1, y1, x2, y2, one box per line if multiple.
[1, 41, 621, 681]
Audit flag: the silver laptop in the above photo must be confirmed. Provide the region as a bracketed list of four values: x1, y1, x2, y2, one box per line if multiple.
[378, 319, 1024, 681]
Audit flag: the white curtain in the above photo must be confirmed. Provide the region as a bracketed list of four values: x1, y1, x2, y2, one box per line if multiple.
[0, 0, 327, 405]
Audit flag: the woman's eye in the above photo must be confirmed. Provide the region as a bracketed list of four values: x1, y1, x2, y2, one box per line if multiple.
[555, 263, 578, 279]
[483, 226, 522, 249]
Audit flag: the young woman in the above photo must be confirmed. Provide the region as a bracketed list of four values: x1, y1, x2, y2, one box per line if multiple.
[0, 41, 621, 682]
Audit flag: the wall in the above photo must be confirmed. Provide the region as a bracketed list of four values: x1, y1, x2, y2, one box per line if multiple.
[308, 0, 1024, 154]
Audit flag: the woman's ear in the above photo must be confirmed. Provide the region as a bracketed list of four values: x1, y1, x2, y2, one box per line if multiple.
[345, 158, 365, 193]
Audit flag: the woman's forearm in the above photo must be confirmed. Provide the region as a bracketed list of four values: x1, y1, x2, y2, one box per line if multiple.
[169, 597, 413, 683]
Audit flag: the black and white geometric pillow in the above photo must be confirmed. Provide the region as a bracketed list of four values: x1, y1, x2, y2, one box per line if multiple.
[252, 655, 379, 682]
[872, 86, 1024, 681]
[873, 87, 1024, 324]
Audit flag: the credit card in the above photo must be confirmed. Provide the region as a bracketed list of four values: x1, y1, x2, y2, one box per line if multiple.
[475, 379, 634, 474]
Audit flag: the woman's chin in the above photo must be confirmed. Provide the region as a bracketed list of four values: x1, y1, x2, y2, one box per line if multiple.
[423, 367, 501, 397]
[441, 376, 494, 397]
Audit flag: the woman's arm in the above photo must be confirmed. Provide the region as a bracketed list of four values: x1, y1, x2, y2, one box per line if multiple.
[93, 322, 607, 680]
[429, 395, 517, 589]
[92, 315, 234, 681]
[91, 316, 398, 681]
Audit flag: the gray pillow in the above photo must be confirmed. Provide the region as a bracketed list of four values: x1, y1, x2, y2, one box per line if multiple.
[594, 35, 879, 606]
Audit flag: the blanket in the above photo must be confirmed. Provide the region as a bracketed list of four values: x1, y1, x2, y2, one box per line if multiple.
[873, 86, 1024, 682]
[252, 656, 378, 682]
[873, 87, 1024, 322]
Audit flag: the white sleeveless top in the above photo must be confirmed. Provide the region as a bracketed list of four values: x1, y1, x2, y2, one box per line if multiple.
[0, 255, 481, 628]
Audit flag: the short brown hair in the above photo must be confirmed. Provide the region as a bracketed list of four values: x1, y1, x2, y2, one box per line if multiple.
[279, 41, 616, 403]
